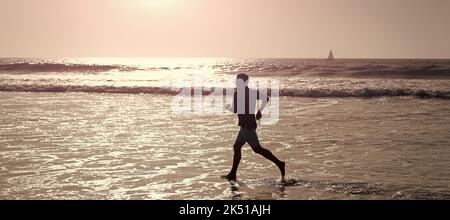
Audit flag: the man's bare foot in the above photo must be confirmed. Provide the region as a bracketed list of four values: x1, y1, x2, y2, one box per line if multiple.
[221, 173, 237, 181]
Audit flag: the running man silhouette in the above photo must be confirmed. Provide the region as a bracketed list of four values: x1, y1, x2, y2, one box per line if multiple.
[222, 73, 285, 181]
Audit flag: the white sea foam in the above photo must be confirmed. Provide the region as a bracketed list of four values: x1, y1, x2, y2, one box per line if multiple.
[1, 58, 450, 99]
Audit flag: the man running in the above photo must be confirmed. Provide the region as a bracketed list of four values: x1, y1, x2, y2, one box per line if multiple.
[222, 73, 285, 181]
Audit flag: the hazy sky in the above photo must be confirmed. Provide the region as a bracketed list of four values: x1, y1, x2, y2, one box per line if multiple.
[1, 0, 449, 58]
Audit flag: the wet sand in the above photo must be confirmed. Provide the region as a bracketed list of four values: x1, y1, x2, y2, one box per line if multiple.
[1, 92, 450, 199]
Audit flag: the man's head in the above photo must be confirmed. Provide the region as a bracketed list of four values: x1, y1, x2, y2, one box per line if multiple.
[236, 73, 249, 88]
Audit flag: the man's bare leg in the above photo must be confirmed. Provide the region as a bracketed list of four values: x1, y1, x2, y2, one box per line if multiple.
[222, 141, 245, 181]
[252, 145, 285, 179]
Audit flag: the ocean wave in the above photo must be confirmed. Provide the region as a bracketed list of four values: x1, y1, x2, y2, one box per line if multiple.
[279, 88, 450, 99]
[1, 59, 450, 79]
[1, 84, 449, 99]
[0, 84, 176, 95]
[0, 62, 142, 73]
[234, 61, 450, 79]
[319, 64, 450, 79]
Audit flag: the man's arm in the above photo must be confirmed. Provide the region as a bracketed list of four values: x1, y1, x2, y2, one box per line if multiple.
[256, 90, 270, 120]
[226, 91, 237, 113]
[225, 104, 234, 113]
[258, 90, 270, 112]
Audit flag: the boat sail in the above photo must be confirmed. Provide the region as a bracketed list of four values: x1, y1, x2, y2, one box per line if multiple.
[327, 50, 334, 60]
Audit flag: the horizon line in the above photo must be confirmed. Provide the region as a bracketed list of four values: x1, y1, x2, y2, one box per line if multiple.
[0, 56, 450, 60]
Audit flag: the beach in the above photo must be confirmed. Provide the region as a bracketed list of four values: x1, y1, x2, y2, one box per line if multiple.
[2, 1, 450, 214]
[1, 91, 449, 199]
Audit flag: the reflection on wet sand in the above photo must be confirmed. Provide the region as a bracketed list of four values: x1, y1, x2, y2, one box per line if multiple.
[1, 92, 450, 199]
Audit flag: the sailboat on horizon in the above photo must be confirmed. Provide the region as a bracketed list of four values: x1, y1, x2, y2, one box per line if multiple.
[327, 50, 334, 60]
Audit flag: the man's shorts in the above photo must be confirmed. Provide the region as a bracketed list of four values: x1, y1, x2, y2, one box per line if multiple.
[235, 128, 261, 149]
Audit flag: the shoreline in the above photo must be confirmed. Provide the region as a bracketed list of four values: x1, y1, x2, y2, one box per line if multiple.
[0, 87, 449, 99]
